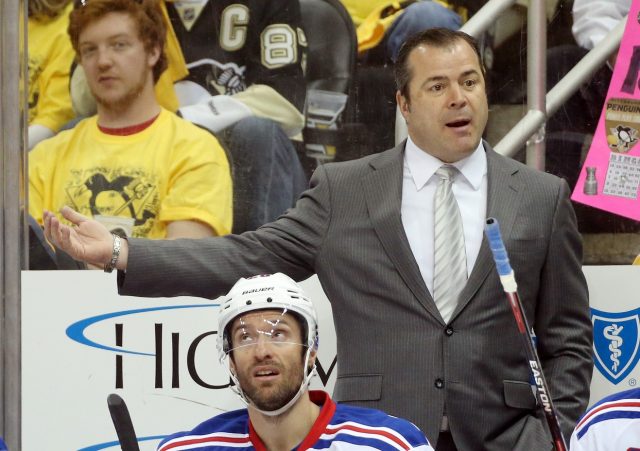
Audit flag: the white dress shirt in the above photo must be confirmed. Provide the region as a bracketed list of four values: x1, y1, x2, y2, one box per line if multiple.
[401, 137, 488, 296]
[572, 0, 630, 50]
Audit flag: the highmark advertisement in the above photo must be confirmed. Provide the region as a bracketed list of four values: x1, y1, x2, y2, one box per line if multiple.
[22, 266, 640, 450]
[22, 272, 337, 451]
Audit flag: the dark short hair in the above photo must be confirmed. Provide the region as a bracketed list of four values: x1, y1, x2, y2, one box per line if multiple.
[29, 0, 71, 19]
[68, 0, 168, 82]
[394, 28, 486, 100]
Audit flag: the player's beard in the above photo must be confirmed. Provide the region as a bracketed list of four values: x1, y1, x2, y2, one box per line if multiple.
[94, 69, 148, 115]
[238, 359, 304, 412]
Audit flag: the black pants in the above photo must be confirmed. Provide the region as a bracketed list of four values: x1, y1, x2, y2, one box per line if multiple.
[436, 431, 457, 451]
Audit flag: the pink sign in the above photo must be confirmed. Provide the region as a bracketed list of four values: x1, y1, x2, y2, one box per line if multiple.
[571, 1, 640, 220]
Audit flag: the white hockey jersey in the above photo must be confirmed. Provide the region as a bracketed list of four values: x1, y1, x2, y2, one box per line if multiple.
[570, 387, 640, 451]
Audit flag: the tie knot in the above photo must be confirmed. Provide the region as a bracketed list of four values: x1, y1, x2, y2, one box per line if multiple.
[436, 165, 457, 181]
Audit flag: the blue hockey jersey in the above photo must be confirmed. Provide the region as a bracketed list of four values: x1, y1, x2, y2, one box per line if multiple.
[158, 390, 434, 450]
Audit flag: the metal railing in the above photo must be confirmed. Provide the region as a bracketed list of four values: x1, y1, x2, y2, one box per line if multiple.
[460, 0, 517, 38]
[1, 0, 27, 448]
[494, 17, 626, 158]
[523, 0, 547, 169]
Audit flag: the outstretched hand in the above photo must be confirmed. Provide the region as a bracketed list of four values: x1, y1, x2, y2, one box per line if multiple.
[43, 206, 114, 267]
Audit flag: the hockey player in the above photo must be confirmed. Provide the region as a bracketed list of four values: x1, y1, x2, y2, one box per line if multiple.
[569, 387, 640, 451]
[158, 273, 434, 451]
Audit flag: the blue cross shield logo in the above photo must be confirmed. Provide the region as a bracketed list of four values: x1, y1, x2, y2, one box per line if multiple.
[592, 308, 640, 384]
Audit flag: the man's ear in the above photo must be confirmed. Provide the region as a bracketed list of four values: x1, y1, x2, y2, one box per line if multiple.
[147, 45, 161, 68]
[396, 90, 410, 121]
[308, 347, 317, 370]
[229, 354, 237, 376]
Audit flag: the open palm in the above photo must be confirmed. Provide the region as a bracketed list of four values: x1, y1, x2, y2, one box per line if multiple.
[43, 206, 114, 266]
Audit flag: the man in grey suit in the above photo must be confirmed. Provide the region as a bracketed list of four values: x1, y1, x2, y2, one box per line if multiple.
[44, 28, 592, 450]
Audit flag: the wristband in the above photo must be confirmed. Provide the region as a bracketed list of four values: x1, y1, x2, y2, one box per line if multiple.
[104, 234, 122, 273]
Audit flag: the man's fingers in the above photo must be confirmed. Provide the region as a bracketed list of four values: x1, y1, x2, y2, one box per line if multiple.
[43, 212, 52, 242]
[45, 214, 57, 243]
[60, 223, 71, 246]
[43, 211, 74, 253]
[60, 206, 89, 225]
[49, 216, 63, 247]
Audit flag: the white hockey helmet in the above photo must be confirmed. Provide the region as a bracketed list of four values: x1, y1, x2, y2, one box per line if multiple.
[216, 273, 319, 415]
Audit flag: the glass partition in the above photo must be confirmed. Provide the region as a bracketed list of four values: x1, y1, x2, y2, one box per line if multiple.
[0, 0, 640, 449]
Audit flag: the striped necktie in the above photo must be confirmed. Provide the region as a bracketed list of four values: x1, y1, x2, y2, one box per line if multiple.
[433, 165, 467, 323]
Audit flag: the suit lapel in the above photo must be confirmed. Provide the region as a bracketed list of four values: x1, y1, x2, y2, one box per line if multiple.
[362, 144, 439, 319]
[454, 145, 523, 317]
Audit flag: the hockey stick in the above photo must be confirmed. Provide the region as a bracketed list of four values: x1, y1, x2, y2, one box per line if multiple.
[107, 393, 141, 451]
[484, 218, 568, 451]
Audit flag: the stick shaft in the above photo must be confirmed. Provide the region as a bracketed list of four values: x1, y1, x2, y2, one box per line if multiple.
[485, 218, 568, 451]
[107, 393, 141, 451]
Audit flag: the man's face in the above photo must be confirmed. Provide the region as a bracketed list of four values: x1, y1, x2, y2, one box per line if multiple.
[396, 39, 489, 163]
[78, 12, 158, 113]
[229, 310, 313, 412]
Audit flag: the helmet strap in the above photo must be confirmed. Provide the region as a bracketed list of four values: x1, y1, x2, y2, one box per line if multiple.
[221, 341, 317, 417]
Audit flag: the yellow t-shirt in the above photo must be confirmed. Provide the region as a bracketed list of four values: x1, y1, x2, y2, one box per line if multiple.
[340, 0, 464, 25]
[28, 3, 75, 132]
[29, 109, 232, 238]
[340, 0, 390, 26]
[340, 0, 466, 52]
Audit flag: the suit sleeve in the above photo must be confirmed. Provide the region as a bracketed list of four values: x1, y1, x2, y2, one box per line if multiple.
[118, 164, 332, 298]
[534, 179, 593, 440]
[244, 0, 307, 113]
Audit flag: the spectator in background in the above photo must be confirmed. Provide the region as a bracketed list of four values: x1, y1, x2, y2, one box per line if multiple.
[569, 387, 640, 450]
[341, 0, 464, 63]
[159, 273, 435, 451]
[30, 0, 232, 261]
[28, 0, 75, 149]
[168, 0, 309, 233]
[572, 0, 629, 60]
[545, 0, 635, 235]
[546, 0, 631, 186]
[72, 0, 309, 233]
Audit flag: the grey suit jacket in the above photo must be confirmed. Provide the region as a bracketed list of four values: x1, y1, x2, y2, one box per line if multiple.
[120, 142, 593, 450]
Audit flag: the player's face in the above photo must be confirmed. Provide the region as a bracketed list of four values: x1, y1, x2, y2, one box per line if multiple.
[229, 310, 310, 412]
[78, 12, 159, 113]
[396, 39, 488, 163]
